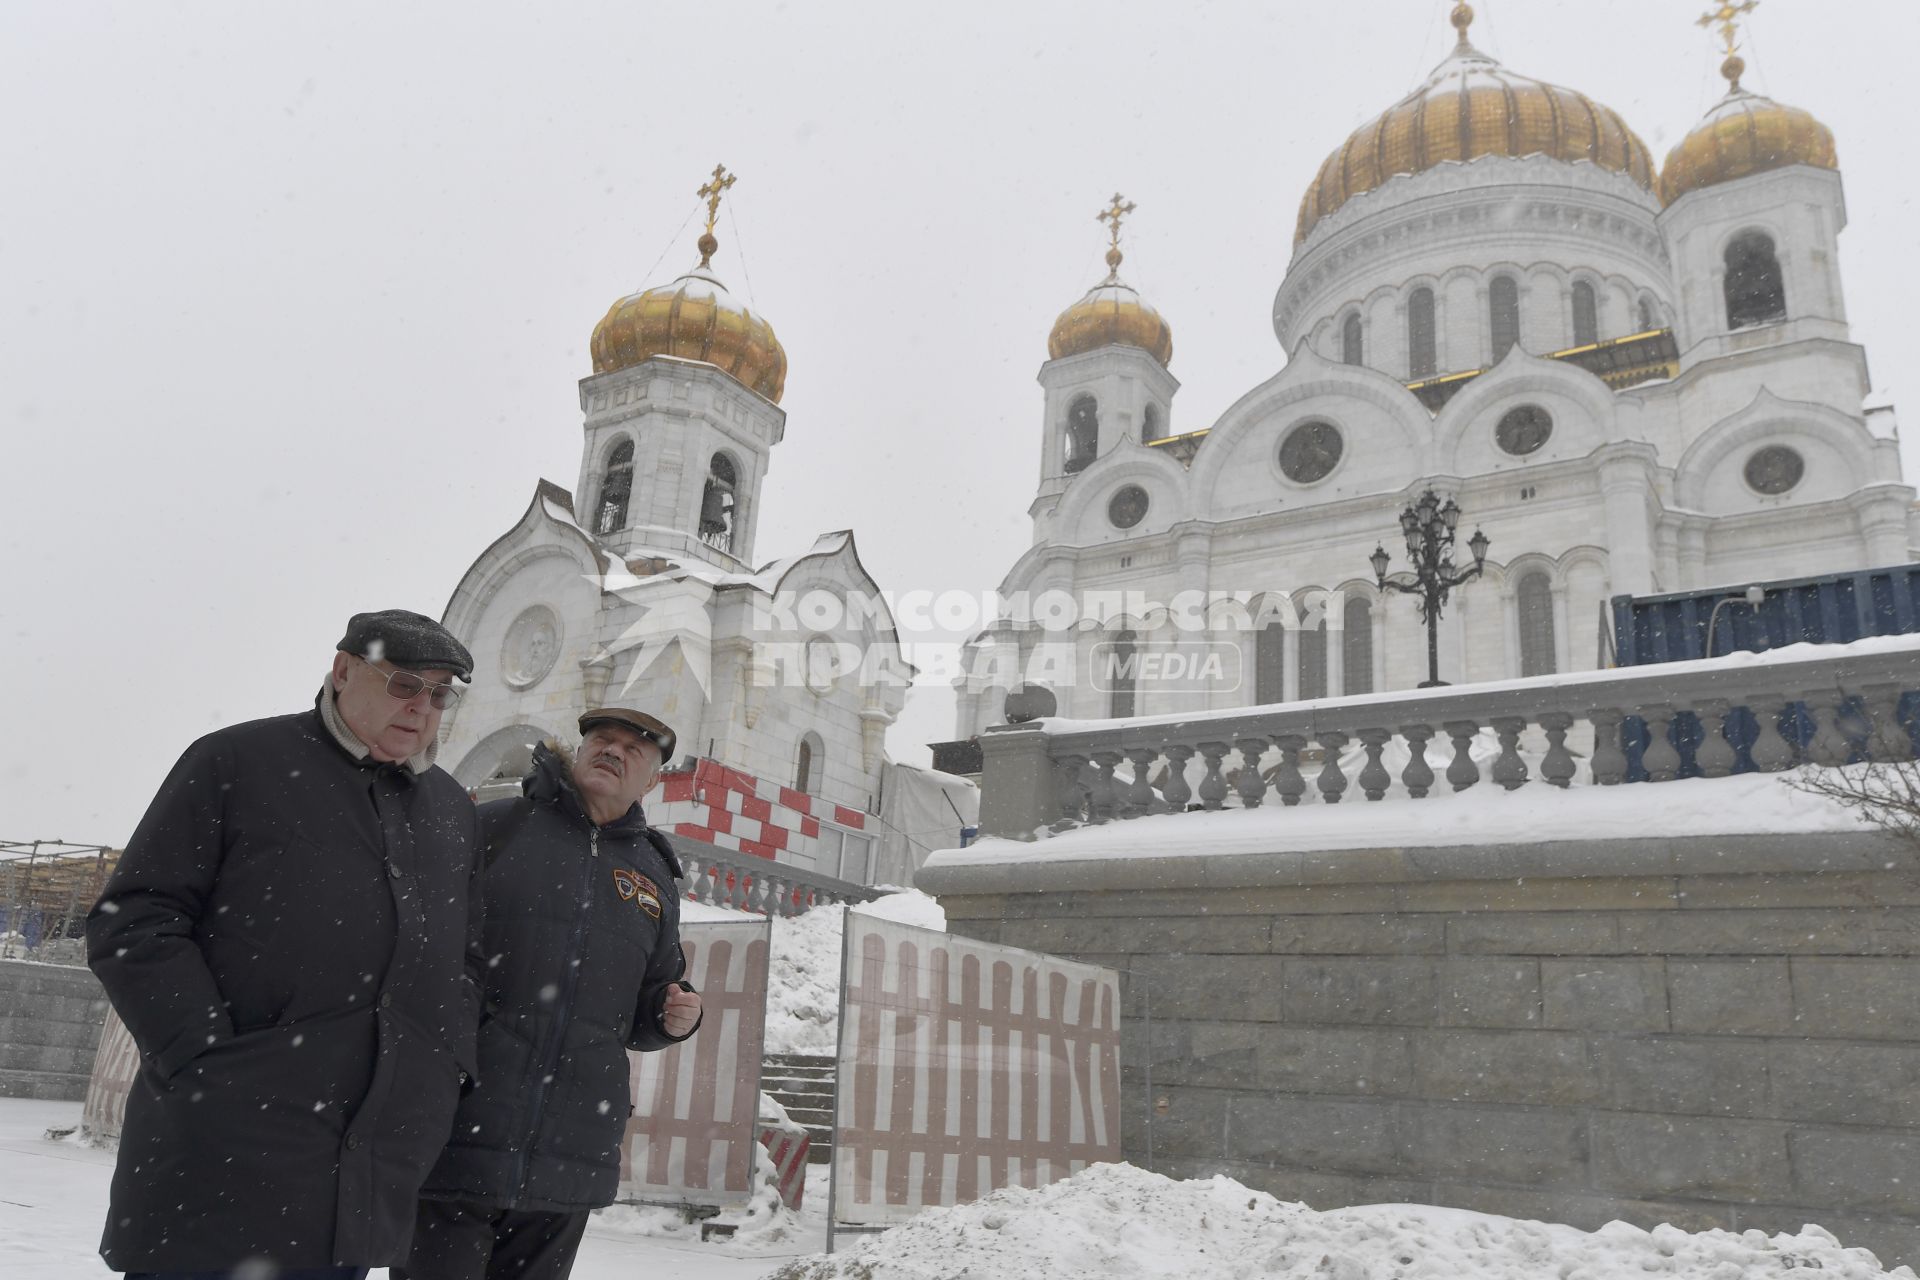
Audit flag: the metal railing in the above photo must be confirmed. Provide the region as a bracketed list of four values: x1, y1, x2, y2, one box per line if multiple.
[974, 637, 1920, 839]
[1, 841, 117, 965]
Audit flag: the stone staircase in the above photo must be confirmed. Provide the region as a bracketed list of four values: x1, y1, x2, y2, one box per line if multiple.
[761, 1051, 834, 1164]
[0, 960, 109, 1100]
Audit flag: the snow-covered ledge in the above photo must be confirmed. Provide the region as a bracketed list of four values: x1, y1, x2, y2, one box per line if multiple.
[966, 634, 1920, 843]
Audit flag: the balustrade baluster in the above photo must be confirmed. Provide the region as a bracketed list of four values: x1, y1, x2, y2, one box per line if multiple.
[1693, 700, 1737, 778]
[1443, 720, 1480, 792]
[1161, 745, 1195, 812]
[1863, 684, 1917, 763]
[1399, 724, 1436, 798]
[1315, 730, 1350, 804]
[730, 867, 752, 911]
[1356, 728, 1392, 800]
[1273, 735, 1308, 806]
[1489, 716, 1529, 790]
[1800, 692, 1854, 766]
[1054, 753, 1090, 823]
[1088, 752, 1123, 823]
[1234, 738, 1270, 808]
[1640, 707, 1682, 782]
[1538, 711, 1576, 787]
[1748, 697, 1796, 772]
[1196, 742, 1231, 810]
[1588, 708, 1628, 784]
[1122, 748, 1159, 817]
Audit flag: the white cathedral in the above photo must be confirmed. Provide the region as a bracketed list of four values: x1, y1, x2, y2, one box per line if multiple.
[951, 1, 1909, 738]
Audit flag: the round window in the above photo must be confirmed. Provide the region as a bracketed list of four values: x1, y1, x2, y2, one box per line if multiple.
[1279, 421, 1343, 484]
[1108, 484, 1150, 529]
[1744, 445, 1805, 495]
[1495, 405, 1553, 456]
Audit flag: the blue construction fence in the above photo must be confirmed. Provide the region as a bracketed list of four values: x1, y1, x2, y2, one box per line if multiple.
[1609, 563, 1920, 780]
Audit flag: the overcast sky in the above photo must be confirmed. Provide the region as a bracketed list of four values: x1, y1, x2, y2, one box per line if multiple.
[4, 0, 1916, 845]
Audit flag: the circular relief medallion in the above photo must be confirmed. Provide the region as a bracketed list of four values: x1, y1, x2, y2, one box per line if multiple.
[501, 605, 562, 690]
[1744, 445, 1805, 496]
[1279, 420, 1343, 484]
[1108, 484, 1150, 529]
[1496, 404, 1553, 456]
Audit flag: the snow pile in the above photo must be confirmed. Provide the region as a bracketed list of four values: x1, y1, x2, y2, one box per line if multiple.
[768, 1162, 1914, 1280]
[764, 890, 947, 1056]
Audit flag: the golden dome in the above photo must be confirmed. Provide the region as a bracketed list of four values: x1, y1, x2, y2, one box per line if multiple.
[1294, 3, 1655, 246]
[1660, 67, 1836, 206]
[1048, 275, 1174, 367]
[589, 230, 787, 404]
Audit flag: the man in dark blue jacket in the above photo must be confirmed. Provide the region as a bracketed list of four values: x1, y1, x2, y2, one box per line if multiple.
[400, 707, 702, 1280]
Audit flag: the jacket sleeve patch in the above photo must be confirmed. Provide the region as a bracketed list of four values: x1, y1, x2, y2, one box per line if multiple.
[612, 867, 663, 919]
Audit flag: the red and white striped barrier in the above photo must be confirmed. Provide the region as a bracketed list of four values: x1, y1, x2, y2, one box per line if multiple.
[757, 1124, 811, 1211]
[619, 919, 773, 1209]
[828, 917, 1123, 1231]
[81, 1006, 140, 1143]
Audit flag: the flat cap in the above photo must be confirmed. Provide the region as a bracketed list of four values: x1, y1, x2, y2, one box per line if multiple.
[579, 707, 676, 764]
[337, 609, 475, 681]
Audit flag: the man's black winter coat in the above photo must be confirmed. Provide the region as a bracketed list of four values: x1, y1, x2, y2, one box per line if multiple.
[418, 742, 697, 1213]
[85, 705, 482, 1272]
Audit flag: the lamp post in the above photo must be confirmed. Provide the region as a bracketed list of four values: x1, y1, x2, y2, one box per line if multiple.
[1370, 489, 1490, 688]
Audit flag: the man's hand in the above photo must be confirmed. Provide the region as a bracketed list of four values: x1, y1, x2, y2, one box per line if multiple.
[662, 983, 702, 1038]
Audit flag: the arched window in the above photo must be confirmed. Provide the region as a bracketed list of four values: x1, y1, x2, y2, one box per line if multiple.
[1065, 395, 1099, 473]
[699, 453, 738, 553]
[1298, 610, 1328, 700]
[1724, 231, 1787, 330]
[1490, 276, 1521, 361]
[1638, 295, 1659, 332]
[1571, 281, 1598, 346]
[1341, 313, 1364, 366]
[596, 439, 634, 535]
[1142, 403, 1162, 443]
[1106, 628, 1137, 718]
[1255, 613, 1285, 705]
[1407, 287, 1437, 379]
[1342, 595, 1374, 696]
[1517, 571, 1557, 677]
[795, 732, 823, 793]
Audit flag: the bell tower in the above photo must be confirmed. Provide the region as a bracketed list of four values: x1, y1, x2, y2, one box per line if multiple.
[1032, 194, 1180, 537]
[576, 165, 788, 568]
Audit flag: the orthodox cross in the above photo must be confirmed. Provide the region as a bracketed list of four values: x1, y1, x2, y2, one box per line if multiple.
[698, 164, 737, 235]
[1096, 193, 1136, 279]
[1698, 0, 1759, 56]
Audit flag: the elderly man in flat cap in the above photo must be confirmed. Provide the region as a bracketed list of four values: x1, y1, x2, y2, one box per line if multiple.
[400, 707, 702, 1280]
[87, 609, 486, 1280]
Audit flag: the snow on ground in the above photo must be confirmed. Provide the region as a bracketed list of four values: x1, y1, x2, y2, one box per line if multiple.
[9, 1100, 1911, 1279]
[0, 1098, 824, 1279]
[763, 889, 946, 1056]
[770, 1161, 1914, 1280]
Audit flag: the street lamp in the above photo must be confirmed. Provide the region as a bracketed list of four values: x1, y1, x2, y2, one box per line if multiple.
[1371, 489, 1490, 688]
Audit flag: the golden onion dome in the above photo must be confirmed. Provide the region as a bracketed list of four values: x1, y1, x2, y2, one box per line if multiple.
[1048, 274, 1174, 367]
[1294, 2, 1656, 246]
[589, 228, 787, 404]
[1660, 55, 1836, 206]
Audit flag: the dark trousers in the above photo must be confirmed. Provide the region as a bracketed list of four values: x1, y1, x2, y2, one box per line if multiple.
[393, 1199, 590, 1280]
[129, 1271, 367, 1280]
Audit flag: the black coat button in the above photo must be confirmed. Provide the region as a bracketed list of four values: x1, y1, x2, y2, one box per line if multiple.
[379, 993, 393, 1009]
[345, 1133, 361, 1150]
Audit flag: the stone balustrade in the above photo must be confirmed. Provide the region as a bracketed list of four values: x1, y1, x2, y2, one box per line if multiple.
[976, 637, 1920, 840]
[677, 846, 881, 917]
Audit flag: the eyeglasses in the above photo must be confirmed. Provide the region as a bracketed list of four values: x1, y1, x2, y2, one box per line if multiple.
[358, 656, 463, 710]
